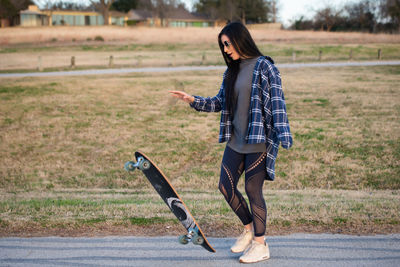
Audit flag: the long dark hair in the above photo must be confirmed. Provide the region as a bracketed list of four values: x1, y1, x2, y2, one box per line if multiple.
[218, 22, 264, 116]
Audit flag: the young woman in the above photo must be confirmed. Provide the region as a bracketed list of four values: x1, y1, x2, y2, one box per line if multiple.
[170, 21, 292, 264]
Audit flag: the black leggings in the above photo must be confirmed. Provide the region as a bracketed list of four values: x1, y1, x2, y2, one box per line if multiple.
[218, 146, 268, 237]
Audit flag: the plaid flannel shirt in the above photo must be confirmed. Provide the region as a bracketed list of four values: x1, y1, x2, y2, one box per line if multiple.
[190, 56, 292, 180]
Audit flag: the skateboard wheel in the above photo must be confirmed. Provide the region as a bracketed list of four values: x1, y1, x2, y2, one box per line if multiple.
[138, 159, 151, 171]
[191, 232, 204, 245]
[124, 161, 135, 172]
[179, 234, 189, 245]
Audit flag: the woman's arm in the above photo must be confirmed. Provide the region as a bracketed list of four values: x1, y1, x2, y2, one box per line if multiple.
[168, 71, 226, 113]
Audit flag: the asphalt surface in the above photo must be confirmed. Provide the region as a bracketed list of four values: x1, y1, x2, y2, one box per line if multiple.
[0, 60, 399, 78]
[1, 234, 399, 266]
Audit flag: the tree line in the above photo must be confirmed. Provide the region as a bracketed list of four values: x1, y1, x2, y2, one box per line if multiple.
[290, 0, 400, 33]
[106, 0, 280, 25]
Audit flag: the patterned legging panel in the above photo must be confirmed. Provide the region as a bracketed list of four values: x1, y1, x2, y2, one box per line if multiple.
[218, 145, 267, 237]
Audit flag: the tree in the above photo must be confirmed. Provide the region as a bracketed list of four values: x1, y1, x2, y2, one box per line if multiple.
[194, 0, 219, 20]
[112, 0, 156, 13]
[0, 0, 15, 19]
[137, 0, 153, 10]
[243, 0, 269, 23]
[91, 0, 115, 25]
[290, 15, 313, 30]
[112, 0, 138, 12]
[0, 0, 32, 25]
[344, 0, 376, 32]
[150, 0, 180, 26]
[267, 0, 279, 23]
[313, 6, 343, 31]
[195, 0, 269, 23]
[288, 0, 398, 33]
[379, 0, 400, 32]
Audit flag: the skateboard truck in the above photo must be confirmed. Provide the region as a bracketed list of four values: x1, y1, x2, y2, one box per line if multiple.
[178, 226, 204, 246]
[124, 157, 151, 172]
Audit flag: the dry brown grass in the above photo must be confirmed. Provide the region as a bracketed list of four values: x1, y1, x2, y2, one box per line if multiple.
[0, 66, 399, 191]
[1, 26, 400, 46]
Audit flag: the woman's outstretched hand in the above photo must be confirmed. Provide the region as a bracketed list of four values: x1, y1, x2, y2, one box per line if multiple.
[169, 91, 195, 104]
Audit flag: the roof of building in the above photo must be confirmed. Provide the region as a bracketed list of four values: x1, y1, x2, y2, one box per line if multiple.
[109, 11, 128, 18]
[20, 10, 44, 15]
[128, 9, 153, 21]
[168, 7, 200, 20]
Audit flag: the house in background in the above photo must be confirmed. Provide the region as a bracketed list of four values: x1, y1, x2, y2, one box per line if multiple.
[109, 11, 127, 26]
[20, 5, 49, 26]
[167, 7, 214, 27]
[126, 9, 154, 26]
[18, 5, 215, 28]
[20, 5, 127, 27]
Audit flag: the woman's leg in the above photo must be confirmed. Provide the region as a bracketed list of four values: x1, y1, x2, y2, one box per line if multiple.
[218, 146, 253, 226]
[244, 152, 268, 243]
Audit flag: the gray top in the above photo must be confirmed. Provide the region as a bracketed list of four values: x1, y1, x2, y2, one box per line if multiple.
[227, 57, 267, 154]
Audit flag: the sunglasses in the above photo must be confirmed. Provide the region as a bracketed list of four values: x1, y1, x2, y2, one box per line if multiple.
[223, 40, 231, 48]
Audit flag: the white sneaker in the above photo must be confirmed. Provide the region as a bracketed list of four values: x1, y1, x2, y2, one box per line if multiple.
[239, 240, 270, 263]
[231, 229, 253, 253]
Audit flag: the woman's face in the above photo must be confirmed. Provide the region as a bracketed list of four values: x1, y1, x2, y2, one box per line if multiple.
[221, 34, 241, 60]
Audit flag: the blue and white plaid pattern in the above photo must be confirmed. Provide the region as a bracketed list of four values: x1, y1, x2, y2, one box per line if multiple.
[190, 56, 292, 180]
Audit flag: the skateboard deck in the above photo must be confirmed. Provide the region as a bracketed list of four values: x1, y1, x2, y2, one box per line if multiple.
[124, 150, 215, 253]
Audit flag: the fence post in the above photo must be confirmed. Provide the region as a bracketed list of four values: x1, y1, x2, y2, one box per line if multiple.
[38, 56, 43, 71]
[378, 49, 382, 60]
[318, 50, 322, 61]
[70, 56, 75, 69]
[349, 49, 353, 61]
[292, 52, 296, 62]
[202, 52, 206, 65]
[109, 55, 114, 67]
[169, 54, 176, 67]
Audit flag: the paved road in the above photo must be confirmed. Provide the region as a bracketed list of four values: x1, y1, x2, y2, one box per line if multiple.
[1, 60, 399, 78]
[1, 234, 399, 266]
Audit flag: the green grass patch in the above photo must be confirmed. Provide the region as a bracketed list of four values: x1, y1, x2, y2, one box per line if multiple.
[128, 217, 175, 226]
[333, 217, 348, 224]
[0, 84, 59, 100]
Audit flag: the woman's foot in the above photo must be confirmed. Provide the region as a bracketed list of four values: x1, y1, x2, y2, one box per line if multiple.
[231, 229, 253, 253]
[239, 240, 270, 263]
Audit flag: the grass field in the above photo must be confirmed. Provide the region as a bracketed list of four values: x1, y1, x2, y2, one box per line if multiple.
[1, 189, 398, 237]
[1, 64, 399, 236]
[1, 66, 399, 190]
[0, 26, 399, 237]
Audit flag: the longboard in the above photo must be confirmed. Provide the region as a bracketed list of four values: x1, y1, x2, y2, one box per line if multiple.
[124, 150, 215, 253]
